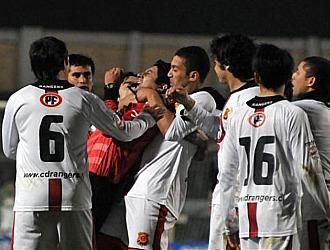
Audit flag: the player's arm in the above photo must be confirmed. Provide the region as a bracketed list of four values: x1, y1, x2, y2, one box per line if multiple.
[2, 95, 20, 159]
[103, 67, 123, 110]
[84, 92, 155, 142]
[136, 87, 175, 136]
[166, 86, 220, 139]
[292, 109, 330, 219]
[218, 119, 240, 234]
[164, 91, 217, 141]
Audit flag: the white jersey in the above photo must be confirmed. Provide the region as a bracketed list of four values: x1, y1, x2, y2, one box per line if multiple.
[293, 97, 330, 221]
[294, 97, 330, 192]
[2, 80, 154, 212]
[185, 81, 260, 205]
[126, 91, 216, 218]
[218, 96, 328, 237]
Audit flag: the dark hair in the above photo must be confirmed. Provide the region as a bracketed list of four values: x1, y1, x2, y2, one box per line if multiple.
[153, 59, 171, 86]
[68, 54, 95, 75]
[29, 36, 68, 81]
[252, 43, 294, 90]
[175, 46, 210, 82]
[210, 34, 256, 82]
[303, 56, 330, 99]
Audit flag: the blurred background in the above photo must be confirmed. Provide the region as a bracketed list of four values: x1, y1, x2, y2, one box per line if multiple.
[0, 0, 330, 249]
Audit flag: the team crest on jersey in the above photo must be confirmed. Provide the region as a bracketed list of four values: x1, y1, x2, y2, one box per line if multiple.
[137, 232, 149, 246]
[248, 112, 265, 128]
[40, 93, 62, 107]
[223, 107, 232, 120]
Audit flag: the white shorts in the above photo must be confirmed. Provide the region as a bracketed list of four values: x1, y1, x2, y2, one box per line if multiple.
[208, 204, 239, 250]
[299, 219, 330, 250]
[240, 235, 295, 250]
[12, 210, 93, 250]
[125, 196, 176, 250]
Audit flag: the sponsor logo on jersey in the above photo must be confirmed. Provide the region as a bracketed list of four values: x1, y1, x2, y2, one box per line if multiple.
[223, 107, 232, 120]
[248, 111, 265, 128]
[137, 232, 149, 246]
[40, 93, 63, 107]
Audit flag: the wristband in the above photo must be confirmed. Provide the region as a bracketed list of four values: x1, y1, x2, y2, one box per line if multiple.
[104, 83, 118, 89]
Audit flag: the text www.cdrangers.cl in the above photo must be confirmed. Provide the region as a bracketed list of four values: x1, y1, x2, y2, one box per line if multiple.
[23, 171, 81, 179]
[238, 194, 284, 203]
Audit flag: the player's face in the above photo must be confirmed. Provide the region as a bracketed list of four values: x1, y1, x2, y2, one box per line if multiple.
[214, 59, 227, 84]
[292, 62, 312, 97]
[68, 65, 93, 92]
[139, 66, 158, 89]
[168, 55, 195, 92]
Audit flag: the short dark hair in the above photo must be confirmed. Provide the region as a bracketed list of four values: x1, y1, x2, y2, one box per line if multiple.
[153, 59, 171, 86]
[303, 56, 330, 99]
[29, 36, 68, 81]
[68, 54, 95, 75]
[175, 46, 210, 82]
[210, 34, 256, 82]
[252, 43, 294, 90]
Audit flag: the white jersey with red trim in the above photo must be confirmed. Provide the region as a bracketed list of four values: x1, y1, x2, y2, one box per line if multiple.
[126, 91, 216, 218]
[293, 97, 330, 220]
[218, 96, 328, 237]
[2, 80, 154, 212]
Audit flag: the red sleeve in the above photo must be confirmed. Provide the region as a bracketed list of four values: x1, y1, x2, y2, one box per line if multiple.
[104, 99, 118, 111]
[87, 102, 158, 184]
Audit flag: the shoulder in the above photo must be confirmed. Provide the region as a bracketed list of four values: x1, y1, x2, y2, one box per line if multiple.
[279, 101, 309, 123]
[190, 91, 216, 112]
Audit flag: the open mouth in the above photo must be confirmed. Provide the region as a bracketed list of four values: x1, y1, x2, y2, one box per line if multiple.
[79, 86, 89, 91]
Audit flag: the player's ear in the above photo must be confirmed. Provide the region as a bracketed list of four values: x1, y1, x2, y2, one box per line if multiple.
[307, 76, 316, 88]
[189, 71, 199, 82]
[254, 72, 261, 84]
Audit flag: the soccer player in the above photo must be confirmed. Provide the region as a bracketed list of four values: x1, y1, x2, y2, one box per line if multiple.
[122, 46, 217, 250]
[89, 60, 171, 250]
[218, 43, 328, 249]
[1, 36, 155, 250]
[166, 34, 259, 250]
[291, 56, 330, 250]
[67, 54, 95, 92]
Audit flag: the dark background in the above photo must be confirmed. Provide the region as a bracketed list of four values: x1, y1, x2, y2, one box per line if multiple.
[1, 0, 330, 37]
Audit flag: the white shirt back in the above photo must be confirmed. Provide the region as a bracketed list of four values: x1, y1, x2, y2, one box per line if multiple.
[2, 81, 154, 211]
[219, 96, 327, 237]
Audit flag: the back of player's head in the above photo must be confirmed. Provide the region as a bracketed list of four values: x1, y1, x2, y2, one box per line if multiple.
[210, 34, 256, 82]
[252, 43, 294, 90]
[29, 36, 68, 81]
[153, 59, 171, 86]
[175, 46, 210, 82]
[68, 54, 95, 75]
[302, 56, 330, 98]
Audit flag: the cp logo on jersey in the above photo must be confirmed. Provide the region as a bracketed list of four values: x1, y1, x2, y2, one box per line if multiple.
[223, 107, 232, 120]
[248, 112, 265, 128]
[40, 93, 63, 107]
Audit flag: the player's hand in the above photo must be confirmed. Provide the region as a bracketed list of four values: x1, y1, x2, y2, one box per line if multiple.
[104, 67, 123, 85]
[225, 232, 240, 250]
[165, 87, 195, 110]
[135, 87, 157, 103]
[143, 104, 166, 121]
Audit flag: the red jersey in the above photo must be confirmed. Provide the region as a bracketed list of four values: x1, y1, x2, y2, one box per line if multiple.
[88, 100, 158, 183]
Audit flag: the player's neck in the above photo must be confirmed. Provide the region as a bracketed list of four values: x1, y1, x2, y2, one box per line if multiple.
[259, 85, 284, 97]
[57, 70, 67, 81]
[228, 77, 244, 92]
